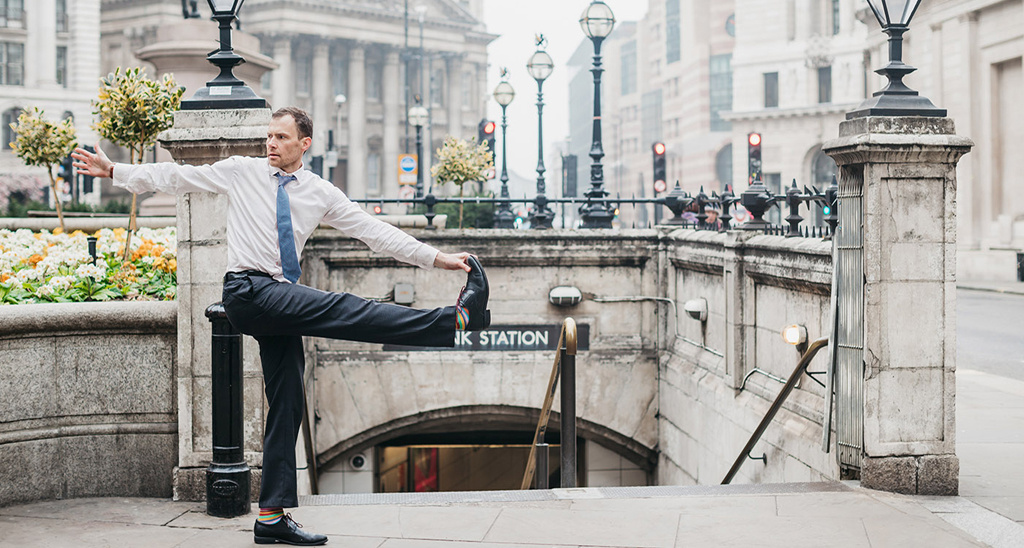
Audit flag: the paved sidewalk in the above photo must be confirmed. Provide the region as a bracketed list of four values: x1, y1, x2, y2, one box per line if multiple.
[958, 280, 1024, 296]
[1, 482, 1023, 548]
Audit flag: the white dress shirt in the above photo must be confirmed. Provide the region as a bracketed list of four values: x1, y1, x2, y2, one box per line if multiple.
[112, 156, 439, 282]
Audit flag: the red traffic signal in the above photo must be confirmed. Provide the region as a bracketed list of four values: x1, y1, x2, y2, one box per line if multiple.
[652, 142, 667, 194]
[748, 132, 762, 147]
[373, 205, 383, 214]
[483, 121, 496, 135]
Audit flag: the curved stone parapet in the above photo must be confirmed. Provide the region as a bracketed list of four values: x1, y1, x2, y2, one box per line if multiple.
[0, 301, 178, 507]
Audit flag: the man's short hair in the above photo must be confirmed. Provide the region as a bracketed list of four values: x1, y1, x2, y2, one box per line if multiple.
[272, 107, 313, 140]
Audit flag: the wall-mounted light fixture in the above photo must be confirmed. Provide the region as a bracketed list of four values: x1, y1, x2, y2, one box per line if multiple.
[782, 324, 808, 353]
[549, 286, 583, 307]
[683, 298, 708, 322]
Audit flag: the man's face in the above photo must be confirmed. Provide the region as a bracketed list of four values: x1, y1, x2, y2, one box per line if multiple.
[267, 115, 311, 171]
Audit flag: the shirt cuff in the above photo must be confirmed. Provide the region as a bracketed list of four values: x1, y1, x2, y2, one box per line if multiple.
[415, 244, 439, 270]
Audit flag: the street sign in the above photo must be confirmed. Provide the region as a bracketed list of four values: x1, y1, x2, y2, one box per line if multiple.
[398, 154, 417, 185]
[398, 185, 416, 200]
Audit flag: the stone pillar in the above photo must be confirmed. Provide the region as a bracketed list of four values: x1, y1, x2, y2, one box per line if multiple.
[271, 39, 294, 109]
[823, 117, 972, 496]
[382, 50, 401, 201]
[311, 42, 332, 157]
[347, 45, 367, 199]
[158, 108, 272, 502]
[27, 0, 58, 88]
[447, 55, 463, 139]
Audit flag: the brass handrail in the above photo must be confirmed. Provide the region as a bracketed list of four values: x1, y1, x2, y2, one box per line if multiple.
[521, 317, 577, 489]
[721, 337, 830, 485]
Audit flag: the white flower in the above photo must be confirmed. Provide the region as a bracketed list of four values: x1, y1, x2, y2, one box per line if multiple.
[75, 263, 107, 280]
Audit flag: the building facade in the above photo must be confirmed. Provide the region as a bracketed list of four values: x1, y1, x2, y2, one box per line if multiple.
[728, 0, 1024, 278]
[567, 0, 736, 228]
[100, 0, 493, 201]
[0, 0, 101, 208]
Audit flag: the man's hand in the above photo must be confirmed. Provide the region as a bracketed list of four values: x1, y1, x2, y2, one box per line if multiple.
[434, 252, 474, 273]
[71, 144, 114, 179]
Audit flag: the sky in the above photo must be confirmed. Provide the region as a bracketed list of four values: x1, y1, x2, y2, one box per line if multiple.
[482, 1, 649, 179]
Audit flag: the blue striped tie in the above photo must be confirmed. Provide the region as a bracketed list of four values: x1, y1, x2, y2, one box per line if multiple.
[275, 173, 301, 283]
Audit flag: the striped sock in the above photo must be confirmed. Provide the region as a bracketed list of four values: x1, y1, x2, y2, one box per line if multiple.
[456, 305, 469, 330]
[258, 507, 284, 525]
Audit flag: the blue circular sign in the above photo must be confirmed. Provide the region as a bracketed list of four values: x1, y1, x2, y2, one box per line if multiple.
[400, 156, 417, 172]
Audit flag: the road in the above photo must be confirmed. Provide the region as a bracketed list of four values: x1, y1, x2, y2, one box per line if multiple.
[957, 289, 1024, 381]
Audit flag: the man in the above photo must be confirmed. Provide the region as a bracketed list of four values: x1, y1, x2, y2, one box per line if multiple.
[72, 107, 490, 546]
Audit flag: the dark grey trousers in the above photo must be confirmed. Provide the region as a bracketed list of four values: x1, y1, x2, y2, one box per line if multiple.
[221, 271, 456, 508]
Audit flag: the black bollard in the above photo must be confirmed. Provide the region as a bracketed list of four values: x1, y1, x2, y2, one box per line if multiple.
[205, 303, 251, 518]
[87, 236, 98, 265]
[535, 443, 549, 489]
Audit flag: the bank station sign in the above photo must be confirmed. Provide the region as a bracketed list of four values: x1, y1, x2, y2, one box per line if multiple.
[383, 324, 591, 352]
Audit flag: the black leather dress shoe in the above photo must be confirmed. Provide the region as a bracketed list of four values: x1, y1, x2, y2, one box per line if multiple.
[254, 514, 328, 546]
[456, 255, 490, 330]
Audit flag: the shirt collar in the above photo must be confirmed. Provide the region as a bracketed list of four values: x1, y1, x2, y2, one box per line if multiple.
[267, 159, 305, 179]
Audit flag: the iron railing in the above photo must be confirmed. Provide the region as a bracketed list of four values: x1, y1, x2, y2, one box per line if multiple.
[352, 176, 840, 238]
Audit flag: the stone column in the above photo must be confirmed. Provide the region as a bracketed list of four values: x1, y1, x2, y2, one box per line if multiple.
[271, 38, 294, 109]
[311, 42, 332, 157]
[823, 117, 972, 495]
[447, 55, 463, 139]
[382, 50, 401, 201]
[158, 108, 272, 501]
[27, 0, 58, 88]
[347, 45, 367, 199]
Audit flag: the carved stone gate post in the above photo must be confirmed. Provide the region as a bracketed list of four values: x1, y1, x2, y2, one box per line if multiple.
[824, 117, 972, 495]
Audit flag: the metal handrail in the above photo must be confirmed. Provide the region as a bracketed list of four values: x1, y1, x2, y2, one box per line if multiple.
[721, 337, 830, 485]
[521, 317, 578, 489]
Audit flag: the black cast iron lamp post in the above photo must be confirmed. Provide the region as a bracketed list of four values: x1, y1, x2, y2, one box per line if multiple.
[181, 0, 268, 109]
[408, 105, 429, 198]
[846, 0, 945, 119]
[527, 37, 555, 229]
[492, 71, 516, 229]
[579, 1, 615, 228]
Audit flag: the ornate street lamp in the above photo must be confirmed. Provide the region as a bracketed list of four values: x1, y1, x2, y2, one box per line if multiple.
[846, 0, 945, 119]
[408, 105, 429, 198]
[181, 0, 268, 109]
[492, 70, 516, 229]
[578, 1, 615, 228]
[527, 36, 555, 229]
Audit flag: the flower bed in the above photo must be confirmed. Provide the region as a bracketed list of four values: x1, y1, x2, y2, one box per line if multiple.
[0, 227, 176, 304]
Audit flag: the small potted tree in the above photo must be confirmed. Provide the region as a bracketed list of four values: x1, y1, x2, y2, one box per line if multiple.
[93, 67, 183, 260]
[429, 136, 494, 228]
[9, 108, 77, 232]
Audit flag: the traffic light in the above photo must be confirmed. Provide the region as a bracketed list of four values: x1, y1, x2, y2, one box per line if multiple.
[747, 132, 762, 183]
[652, 142, 667, 194]
[478, 119, 496, 162]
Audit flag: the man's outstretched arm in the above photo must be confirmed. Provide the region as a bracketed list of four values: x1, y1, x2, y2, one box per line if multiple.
[72, 144, 236, 195]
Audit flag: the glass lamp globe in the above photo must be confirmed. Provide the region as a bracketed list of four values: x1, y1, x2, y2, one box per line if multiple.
[527, 50, 554, 82]
[579, 1, 616, 39]
[493, 81, 515, 107]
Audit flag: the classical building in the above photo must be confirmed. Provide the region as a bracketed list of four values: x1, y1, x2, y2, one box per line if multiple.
[0, 0, 102, 207]
[567, 0, 736, 228]
[100, 0, 494, 201]
[727, 0, 1024, 279]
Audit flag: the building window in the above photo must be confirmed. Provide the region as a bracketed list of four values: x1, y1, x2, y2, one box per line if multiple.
[817, 65, 832, 103]
[665, 0, 681, 64]
[2, 107, 22, 150]
[56, 47, 68, 88]
[367, 152, 381, 194]
[333, 52, 347, 98]
[715, 144, 733, 192]
[367, 63, 383, 101]
[260, 43, 273, 92]
[621, 40, 637, 95]
[56, 0, 68, 33]
[461, 70, 473, 106]
[641, 90, 662, 148]
[295, 55, 312, 96]
[832, 0, 841, 35]
[764, 72, 779, 108]
[1, 42, 24, 86]
[709, 54, 732, 131]
[0, 0, 23, 28]
[429, 68, 444, 107]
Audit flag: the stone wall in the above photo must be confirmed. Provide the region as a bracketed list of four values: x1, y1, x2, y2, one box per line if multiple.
[658, 230, 835, 485]
[0, 302, 178, 507]
[302, 228, 839, 487]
